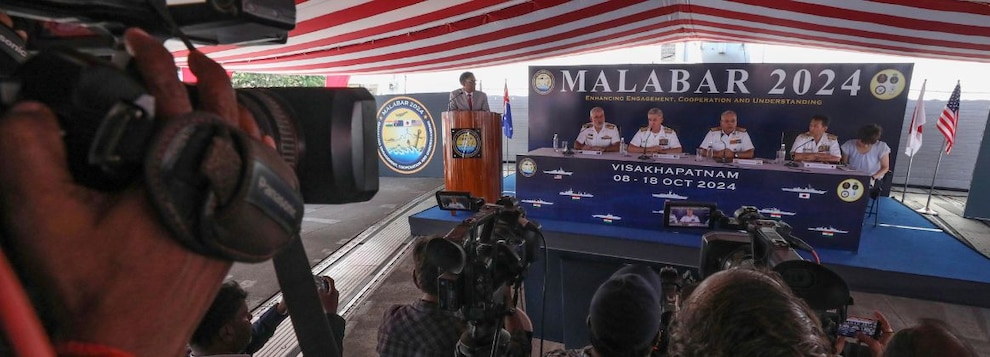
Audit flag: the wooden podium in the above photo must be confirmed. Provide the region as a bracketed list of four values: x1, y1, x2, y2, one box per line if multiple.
[441, 111, 503, 203]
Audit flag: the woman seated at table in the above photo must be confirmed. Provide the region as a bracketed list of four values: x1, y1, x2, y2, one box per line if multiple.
[840, 124, 890, 184]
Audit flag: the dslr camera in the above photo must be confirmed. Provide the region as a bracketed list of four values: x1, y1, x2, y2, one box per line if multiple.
[0, 0, 379, 262]
[426, 196, 541, 357]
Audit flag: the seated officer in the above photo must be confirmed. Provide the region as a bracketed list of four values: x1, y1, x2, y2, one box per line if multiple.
[629, 107, 682, 154]
[791, 114, 841, 163]
[574, 106, 621, 152]
[698, 110, 755, 160]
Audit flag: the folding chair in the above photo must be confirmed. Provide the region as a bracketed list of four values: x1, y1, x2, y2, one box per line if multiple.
[864, 176, 884, 226]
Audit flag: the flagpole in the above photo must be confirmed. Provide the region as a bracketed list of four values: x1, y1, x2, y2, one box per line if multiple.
[901, 155, 914, 202]
[917, 138, 947, 215]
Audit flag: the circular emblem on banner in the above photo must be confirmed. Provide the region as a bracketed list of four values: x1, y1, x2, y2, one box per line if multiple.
[532, 69, 555, 95]
[837, 179, 865, 202]
[869, 69, 906, 100]
[377, 97, 437, 174]
[518, 158, 537, 177]
[451, 128, 482, 158]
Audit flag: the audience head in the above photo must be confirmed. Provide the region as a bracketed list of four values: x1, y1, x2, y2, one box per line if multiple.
[587, 264, 663, 357]
[190, 281, 254, 354]
[857, 124, 883, 145]
[667, 268, 831, 357]
[413, 235, 443, 297]
[884, 318, 977, 357]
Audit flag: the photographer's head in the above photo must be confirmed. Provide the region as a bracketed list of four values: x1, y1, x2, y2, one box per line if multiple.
[413, 235, 443, 298]
[667, 268, 831, 357]
[587, 264, 663, 357]
[884, 318, 977, 357]
[190, 281, 254, 355]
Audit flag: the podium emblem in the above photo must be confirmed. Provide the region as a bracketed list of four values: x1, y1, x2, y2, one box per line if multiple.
[451, 128, 482, 158]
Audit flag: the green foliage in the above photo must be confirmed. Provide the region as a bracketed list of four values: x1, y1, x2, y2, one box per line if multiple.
[231, 72, 326, 88]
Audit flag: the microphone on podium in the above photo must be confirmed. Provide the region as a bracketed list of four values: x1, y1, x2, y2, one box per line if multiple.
[448, 89, 464, 110]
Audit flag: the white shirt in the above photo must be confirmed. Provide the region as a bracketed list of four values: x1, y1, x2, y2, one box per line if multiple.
[699, 128, 754, 153]
[576, 122, 621, 148]
[629, 125, 681, 149]
[791, 132, 841, 157]
[679, 214, 701, 223]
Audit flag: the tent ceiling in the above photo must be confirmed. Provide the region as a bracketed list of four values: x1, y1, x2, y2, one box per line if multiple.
[170, 0, 990, 75]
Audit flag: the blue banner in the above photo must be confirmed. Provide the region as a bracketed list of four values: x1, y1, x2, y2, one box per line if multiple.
[528, 64, 913, 163]
[517, 149, 870, 251]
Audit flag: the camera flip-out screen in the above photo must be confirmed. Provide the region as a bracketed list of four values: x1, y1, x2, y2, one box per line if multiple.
[663, 201, 716, 229]
[435, 191, 480, 212]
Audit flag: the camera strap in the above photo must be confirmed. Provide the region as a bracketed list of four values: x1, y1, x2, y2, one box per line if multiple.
[144, 111, 304, 262]
[272, 239, 341, 357]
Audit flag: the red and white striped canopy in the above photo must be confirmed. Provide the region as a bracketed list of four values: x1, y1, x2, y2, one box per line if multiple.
[169, 0, 990, 75]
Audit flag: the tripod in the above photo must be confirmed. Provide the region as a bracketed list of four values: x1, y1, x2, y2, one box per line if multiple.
[456, 319, 512, 357]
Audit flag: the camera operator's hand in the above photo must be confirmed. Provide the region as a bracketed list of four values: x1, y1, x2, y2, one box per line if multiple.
[0, 28, 265, 356]
[835, 311, 894, 357]
[317, 275, 341, 314]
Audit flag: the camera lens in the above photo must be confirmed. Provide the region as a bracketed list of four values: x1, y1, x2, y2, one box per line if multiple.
[233, 87, 380, 204]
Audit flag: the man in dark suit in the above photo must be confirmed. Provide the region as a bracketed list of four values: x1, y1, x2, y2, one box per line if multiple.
[448, 71, 490, 111]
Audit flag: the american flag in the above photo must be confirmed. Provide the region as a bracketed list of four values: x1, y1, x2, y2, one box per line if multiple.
[936, 82, 961, 154]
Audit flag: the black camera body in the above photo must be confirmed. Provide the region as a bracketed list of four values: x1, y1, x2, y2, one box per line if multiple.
[0, 1, 379, 262]
[694, 205, 853, 339]
[1, 0, 294, 49]
[426, 196, 540, 356]
[429, 197, 538, 319]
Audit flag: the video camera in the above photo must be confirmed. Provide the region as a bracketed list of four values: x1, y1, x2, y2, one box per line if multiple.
[662, 202, 853, 340]
[0, 1, 379, 261]
[426, 195, 541, 357]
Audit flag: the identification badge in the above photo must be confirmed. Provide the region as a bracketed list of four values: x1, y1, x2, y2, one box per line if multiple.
[659, 138, 669, 146]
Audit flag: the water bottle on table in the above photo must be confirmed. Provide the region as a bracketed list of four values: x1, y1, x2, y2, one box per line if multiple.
[552, 132, 560, 152]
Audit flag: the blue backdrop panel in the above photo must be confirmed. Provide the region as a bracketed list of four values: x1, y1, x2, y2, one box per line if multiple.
[527, 64, 913, 191]
[516, 149, 870, 251]
[375, 93, 447, 178]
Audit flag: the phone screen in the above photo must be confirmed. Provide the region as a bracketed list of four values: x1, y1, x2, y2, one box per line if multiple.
[837, 316, 879, 338]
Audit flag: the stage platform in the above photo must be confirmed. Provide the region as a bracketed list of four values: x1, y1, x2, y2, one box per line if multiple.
[409, 176, 990, 309]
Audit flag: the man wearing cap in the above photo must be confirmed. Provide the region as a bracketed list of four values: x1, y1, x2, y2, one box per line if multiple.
[545, 264, 663, 357]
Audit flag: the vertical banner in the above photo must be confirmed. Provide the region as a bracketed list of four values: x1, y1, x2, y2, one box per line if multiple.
[375, 93, 446, 178]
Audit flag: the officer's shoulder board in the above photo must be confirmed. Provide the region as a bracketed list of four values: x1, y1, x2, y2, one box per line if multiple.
[736, 127, 747, 133]
[827, 133, 838, 140]
[664, 127, 674, 134]
[710, 127, 721, 132]
[639, 126, 649, 132]
[605, 123, 616, 129]
[582, 122, 594, 129]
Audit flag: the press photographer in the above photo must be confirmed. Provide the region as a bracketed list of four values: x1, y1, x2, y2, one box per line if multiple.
[379, 195, 539, 357]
